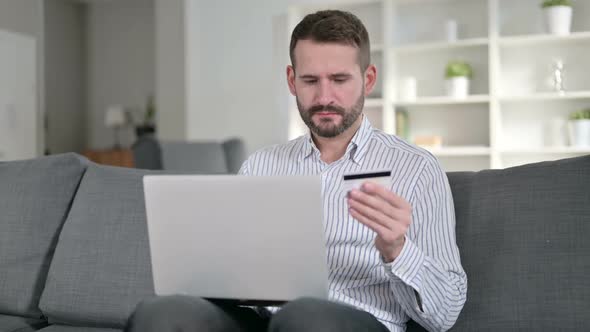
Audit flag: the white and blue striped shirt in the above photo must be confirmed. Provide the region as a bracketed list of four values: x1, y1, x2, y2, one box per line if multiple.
[239, 115, 467, 331]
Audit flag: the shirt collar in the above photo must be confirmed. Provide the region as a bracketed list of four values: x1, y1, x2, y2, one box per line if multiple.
[298, 114, 374, 165]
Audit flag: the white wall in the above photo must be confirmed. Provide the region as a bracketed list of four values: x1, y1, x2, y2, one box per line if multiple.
[86, 0, 155, 149]
[155, 0, 187, 141]
[0, 0, 45, 156]
[0, 30, 37, 161]
[185, 0, 343, 155]
[44, 0, 86, 154]
[0, 0, 42, 36]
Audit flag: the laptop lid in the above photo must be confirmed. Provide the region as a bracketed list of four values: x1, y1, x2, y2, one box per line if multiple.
[143, 175, 329, 305]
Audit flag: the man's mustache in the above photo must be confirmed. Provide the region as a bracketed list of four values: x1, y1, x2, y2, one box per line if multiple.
[308, 104, 345, 115]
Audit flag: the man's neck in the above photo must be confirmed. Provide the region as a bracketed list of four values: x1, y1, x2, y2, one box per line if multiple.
[312, 116, 363, 164]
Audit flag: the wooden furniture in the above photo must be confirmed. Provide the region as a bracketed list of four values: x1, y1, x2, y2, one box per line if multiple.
[82, 149, 134, 168]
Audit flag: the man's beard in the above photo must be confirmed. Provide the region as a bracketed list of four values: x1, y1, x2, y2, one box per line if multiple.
[297, 94, 364, 138]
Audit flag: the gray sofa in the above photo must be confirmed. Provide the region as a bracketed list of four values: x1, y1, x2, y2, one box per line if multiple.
[131, 135, 246, 174]
[1, 153, 588, 332]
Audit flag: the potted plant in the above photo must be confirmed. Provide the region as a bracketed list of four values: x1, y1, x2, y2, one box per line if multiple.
[568, 108, 590, 147]
[542, 0, 573, 35]
[445, 60, 473, 99]
[135, 95, 157, 138]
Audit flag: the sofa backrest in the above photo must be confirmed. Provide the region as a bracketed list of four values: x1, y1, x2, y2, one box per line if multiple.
[0, 153, 88, 319]
[130, 135, 162, 170]
[38, 163, 162, 328]
[160, 141, 230, 173]
[440, 155, 590, 331]
[132, 136, 246, 174]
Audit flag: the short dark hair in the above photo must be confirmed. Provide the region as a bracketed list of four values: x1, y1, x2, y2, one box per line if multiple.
[289, 10, 371, 71]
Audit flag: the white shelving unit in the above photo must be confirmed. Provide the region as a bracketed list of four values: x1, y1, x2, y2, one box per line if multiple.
[284, 0, 590, 171]
[425, 146, 491, 156]
[394, 38, 489, 53]
[396, 95, 490, 106]
[499, 91, 590, 102]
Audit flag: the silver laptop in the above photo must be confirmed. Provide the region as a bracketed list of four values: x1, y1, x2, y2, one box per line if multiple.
[143, 175, 329, 305]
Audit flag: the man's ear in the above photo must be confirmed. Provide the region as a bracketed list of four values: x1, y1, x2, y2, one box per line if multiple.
[287, 65, 296, 96]
[363, 64, 377, 96]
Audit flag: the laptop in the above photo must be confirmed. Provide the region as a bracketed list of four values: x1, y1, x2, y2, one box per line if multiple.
[143, 175, 329, 306]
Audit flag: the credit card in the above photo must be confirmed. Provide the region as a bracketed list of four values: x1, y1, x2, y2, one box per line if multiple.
[342, 170, 391, 192]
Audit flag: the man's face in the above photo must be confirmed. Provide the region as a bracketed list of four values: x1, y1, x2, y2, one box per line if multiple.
[287, 40, 376, 138]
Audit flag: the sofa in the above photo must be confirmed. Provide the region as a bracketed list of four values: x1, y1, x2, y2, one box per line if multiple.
[0, 153, 588, 332]
[131, 135, 246, 174]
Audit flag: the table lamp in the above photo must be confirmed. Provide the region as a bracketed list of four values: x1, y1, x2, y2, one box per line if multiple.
[105, 105, 127, 149]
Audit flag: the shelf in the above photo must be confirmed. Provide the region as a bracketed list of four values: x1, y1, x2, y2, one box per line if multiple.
[393, 38, 488, 53]
[396, 95, 490, 107]
[422, 146, 491, 157]
[500, 147, 590, 155]
[365, 98, 384, 108]
[499, 31, 590, 47]
[499, 91, 590, 102]
[286, 0, 590, 172]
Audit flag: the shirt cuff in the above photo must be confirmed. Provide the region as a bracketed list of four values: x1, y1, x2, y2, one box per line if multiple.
[381, 237, 425, 288]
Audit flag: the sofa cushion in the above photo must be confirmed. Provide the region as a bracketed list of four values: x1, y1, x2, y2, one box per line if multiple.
[446, 155, 590, 331]
[0, 313, 47, 332]
[0, 153, 87, 318]
[38, 326, 120, 332]
[38, 164, 161, 328]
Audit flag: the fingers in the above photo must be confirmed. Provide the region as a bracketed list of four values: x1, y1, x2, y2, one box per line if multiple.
[348, 206, 390, 239]
[348, 206, 404, 244]
[347, 192, 410, 234]
[348, 186, 410, 222]
[347, 195, 391, 230]
[359, 181, 412, 211]
[348, 187, 394, 220]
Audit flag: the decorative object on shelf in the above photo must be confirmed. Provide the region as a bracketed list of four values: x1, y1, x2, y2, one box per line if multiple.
[445, 60, 473, 99]
[414, 135, 443, 148]
[550, 58, 566, 94]
[542, 0, 573, 36]
[135, 94, 157, 138]
[104, 105, 129, 149]
[395, 108, 409, 140]
[398, 76, 417, 101]
[445, 19, 458, 42]
[567, 108, 590, 147]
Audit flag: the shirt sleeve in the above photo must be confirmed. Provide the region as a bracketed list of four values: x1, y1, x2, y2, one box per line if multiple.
[382, 158, 467, 331]
[238, 158, 250, 175]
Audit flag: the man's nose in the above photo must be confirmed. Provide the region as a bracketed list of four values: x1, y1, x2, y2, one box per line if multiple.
[315, 80, 335, 105]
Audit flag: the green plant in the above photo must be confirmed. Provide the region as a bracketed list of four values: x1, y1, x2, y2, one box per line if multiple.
[569, 108, 590, 120]
[144, 95, 156, 125]
[541, 0, 572, 8]
[445, 60, 473, 79]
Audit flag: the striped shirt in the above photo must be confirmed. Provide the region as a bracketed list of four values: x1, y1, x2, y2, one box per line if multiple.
[238, 115, 467, 331]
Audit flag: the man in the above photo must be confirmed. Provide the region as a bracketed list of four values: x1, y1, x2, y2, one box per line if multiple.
[127, 10, 466, 332]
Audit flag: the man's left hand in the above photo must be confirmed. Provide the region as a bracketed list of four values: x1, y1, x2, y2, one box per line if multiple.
[347, 181, 412, 263]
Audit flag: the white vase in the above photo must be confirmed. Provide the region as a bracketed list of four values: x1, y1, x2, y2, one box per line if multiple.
[544, 6, 572, 36]
[445, 77, 470, 99]
[445, 20, 458, 42]
[568, 119, 590, 147]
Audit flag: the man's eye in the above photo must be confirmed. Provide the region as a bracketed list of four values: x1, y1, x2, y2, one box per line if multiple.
[334, 79, 347, 84]
[303, 80, 317, 84]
